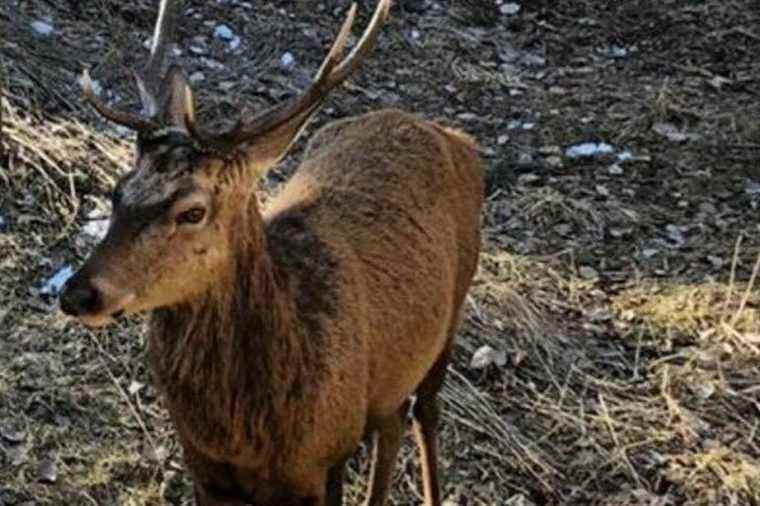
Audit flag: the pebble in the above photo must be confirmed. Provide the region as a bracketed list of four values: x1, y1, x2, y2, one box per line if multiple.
[470, 345, 507, 369]
[500, 3, 521, 16]
[280, 51, 295, 69]
[565, 142, 615, 158]
[214, 24, 235, 41]
[607, 164, 624, 175]
[31, 20, 54, 37]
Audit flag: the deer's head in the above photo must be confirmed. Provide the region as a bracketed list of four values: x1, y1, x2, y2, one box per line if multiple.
[60, 0, 391, 327]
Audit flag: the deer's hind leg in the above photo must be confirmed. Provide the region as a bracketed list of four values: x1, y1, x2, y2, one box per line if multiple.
[411, 339, 454, 506]
[363, 399, 411, 506]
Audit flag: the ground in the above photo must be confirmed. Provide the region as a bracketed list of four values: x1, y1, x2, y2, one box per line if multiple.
[1, 0, 759, 505]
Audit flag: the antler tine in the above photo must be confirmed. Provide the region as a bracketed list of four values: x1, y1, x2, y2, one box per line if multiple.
[79, 69, 158, 131]
[141, 0, 181, 96]
[80, 1, 180, 130]
[324, 0, 391, 88]
[313, 4, 358, 82]
[223, 0, 392, 144]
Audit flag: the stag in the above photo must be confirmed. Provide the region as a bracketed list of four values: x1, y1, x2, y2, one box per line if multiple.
[60, 0, 484, 504]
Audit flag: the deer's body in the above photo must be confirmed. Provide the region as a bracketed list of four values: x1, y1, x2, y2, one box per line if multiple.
[148, 109, 483, 503]
[60, 1, 484, 504]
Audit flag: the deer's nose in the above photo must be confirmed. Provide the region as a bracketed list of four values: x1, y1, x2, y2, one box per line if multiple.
[60, 280, 102, 316]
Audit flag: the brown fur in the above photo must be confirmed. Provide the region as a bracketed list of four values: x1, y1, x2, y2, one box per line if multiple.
[138, 109, 484, 505]
[59, 4, 483, 502]
[63, 104, 483, 504]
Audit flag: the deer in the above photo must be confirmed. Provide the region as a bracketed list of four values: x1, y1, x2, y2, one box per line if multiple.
[59, 0, 484, 504]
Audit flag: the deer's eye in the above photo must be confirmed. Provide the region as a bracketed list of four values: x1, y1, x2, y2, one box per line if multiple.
[175, 207, 206, 225]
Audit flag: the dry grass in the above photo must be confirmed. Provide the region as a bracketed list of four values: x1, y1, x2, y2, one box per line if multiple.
[2, 0, 760, 505]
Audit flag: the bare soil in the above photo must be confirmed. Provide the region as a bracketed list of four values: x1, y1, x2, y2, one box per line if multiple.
[1, 1, 759, 505]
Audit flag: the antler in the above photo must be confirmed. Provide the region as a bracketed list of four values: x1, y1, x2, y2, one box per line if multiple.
[79, 70, 158, 130]
[215, 0, 392, 146]
[80, 0, 180, 130]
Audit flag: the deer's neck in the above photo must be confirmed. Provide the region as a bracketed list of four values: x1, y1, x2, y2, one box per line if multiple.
[147, 194, 331, 457]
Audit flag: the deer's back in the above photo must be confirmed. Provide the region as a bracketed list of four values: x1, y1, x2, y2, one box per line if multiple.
[265, 108, 484, 420]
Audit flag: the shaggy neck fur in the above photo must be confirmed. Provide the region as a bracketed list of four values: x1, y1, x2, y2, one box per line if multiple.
[147, 180, 324, 461]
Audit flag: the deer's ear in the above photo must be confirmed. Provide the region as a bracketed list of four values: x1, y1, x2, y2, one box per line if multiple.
[163, 65, 195, 131]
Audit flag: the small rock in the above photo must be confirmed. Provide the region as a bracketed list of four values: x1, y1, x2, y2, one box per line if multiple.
[38, 460, 57, 483]
[31, 20, 54, 37]
[707, 255, 723, 269]
[609, 227, 630, 238]
[128, 380, 145, 395]
[470, 345, 507, 369]
[497, 134, 510, 145]
[607, 164, 624, 175]
[595, 185, 610, 197]
[616, 150, 651, 163]
[189, 71, 205, 84]
[602, 44, 628, 58]
[579, 266, 598, 280]
[81, 213, 109, 241]
[280, 51, 296, 69]
[500, 3, 521, 16]
[214, 24, 235, 41]
[565, 142, 615, 158]
[548, 85, 567, 95]
[189, 45, 206, 55]
[39, 265, 74, 297]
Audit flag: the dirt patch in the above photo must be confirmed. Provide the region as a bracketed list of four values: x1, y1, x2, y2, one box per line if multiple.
[1, 0, 759, 505]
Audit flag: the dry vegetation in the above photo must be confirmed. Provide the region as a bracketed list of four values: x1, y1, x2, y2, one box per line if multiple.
[1, 0, 759, 505]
